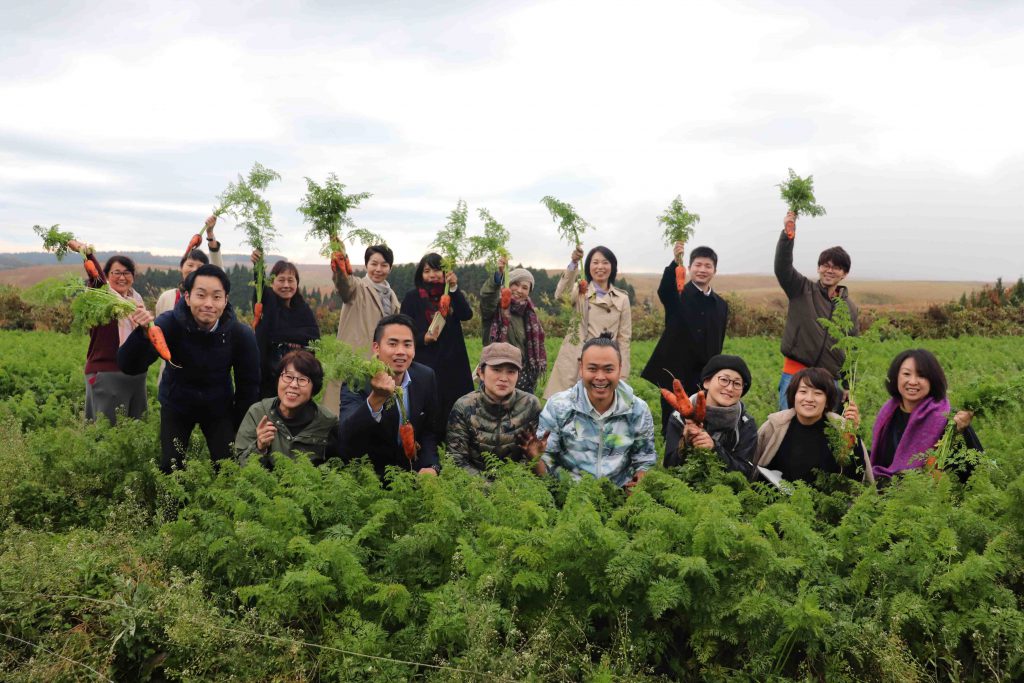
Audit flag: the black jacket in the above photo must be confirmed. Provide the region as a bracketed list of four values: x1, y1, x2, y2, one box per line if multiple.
[337, 361, 442, 477]
[118, 299, 260, 428]
[641, 265, 728, 394]
[399, 288, 474, 427]
[663, 403, 758, 477]
[253, 285, 321, 398]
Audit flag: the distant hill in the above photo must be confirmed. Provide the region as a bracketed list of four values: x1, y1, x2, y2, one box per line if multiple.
[0, 251, 282, 270]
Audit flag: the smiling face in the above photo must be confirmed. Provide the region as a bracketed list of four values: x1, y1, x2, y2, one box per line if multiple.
[478, 363, 519, 401]
[373, 323, 415, 376]
[271, 268, 298, 302]
[689, 256, 717, 289]
[579, 345, 621, 410]
[366, 252, 392, 284]
[897, 357, 931, 412]
[702, 369, 743, 408]
[587, 252, 612, 285]
[509, 279, 531, 302]
[277, 363, 313, 414]
[106, 262, 135, 297]
[180, 257, 204, 281]
[184, 274, 227, 329]
[793, 379, 828, 425]
[422, 263, 445, 284]
[817, 261, 847, 289]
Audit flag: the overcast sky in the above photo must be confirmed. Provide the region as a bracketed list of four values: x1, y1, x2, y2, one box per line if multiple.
[1, 0, 1022, 280]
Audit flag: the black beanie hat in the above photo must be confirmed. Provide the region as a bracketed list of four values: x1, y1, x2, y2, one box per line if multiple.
[700, 354, 752, 396]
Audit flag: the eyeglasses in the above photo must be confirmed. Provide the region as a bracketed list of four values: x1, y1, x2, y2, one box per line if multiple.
[715, 375, 744, 390]
[109, 270, 134, 278]
[818, 263, 844, 273]
[280, 373, 311, 388]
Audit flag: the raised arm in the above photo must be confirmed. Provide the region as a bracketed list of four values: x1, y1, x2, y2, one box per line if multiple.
[774, 212, 810, 299]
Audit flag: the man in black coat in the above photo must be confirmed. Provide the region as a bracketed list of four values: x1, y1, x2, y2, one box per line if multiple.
[338, 313, 442, 477]
[640, 245, 729, 435]
[118, 264, 260, 472]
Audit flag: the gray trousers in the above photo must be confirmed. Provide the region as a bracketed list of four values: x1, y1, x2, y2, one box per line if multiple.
[85, 371, 147, 425]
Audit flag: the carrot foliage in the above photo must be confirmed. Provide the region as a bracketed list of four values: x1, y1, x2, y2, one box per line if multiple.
[467, 208, 511, 277]
[540, 195, 592, 248]
[778, 168, 826, 217]
[33, 224, 76, 261]
[297, 173, 381, 258]
[657, 196, 700, 247]
[22, 274, 136, 332]
[308, 337, 391, 404]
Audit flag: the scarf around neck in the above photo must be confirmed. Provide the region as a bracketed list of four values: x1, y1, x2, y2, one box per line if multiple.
[417, 282, 446, 323]
[488, 297, 547, 388]
[368, 277, 394, 315]
[871, 396, 950, 478]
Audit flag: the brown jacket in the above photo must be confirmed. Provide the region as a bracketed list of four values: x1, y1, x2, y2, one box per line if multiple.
[774, 230, 858, 377]
[543, 266, 631, 398]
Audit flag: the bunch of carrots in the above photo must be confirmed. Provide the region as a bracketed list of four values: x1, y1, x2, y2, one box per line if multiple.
[297, 173, 379, 281]
[660, 376, 707, 427]
[657, 196, 700, 294]
[430, 200, 470, 321]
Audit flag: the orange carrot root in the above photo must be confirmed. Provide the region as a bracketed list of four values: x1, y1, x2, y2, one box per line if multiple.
[672, 379, 694, 416]
[500, 287, 512, 309]
[577, 279, 587, 295]
[660, 388, 680, 412]
[147, 325, 179, 367]
[785, 217, 796, 240]
[693, 392, 707, 426]
[183, 233, 201, 261]
[84, 259, 100, 280]
[252, 302, 263, 329]
[439, 294, 451, 318]
[675, 264, 686, 293]
[399, 423, 416, 460]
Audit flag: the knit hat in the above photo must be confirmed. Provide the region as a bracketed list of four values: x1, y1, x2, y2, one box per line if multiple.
[507, 268, 534, 290]
[700, 354, 752, 396]
[479, 342, 524, 369]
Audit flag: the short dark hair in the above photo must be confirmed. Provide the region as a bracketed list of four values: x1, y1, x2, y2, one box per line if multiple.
[689, 245, 718, 268]
[885, 349, 947, 402]
[584, 246, 618, 285]
[786, 367, 839, 415]
[179, 249, 209, 268]
[103, 255, 136, 276]
[183, 264, 231, 294]
[414, 253, 444, 288]
[365, 244, 394, 267]
[373, 313, 416, 344]
[818, 246, 851, 273]
[270, 260, 300, 284]
[579, 331, 621, 363]
[278, 349, 324, 396]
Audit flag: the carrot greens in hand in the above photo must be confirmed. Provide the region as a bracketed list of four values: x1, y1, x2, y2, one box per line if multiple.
[657, 196, 700, 293]
[430, 199, 470, 318]
[778, 168, 826, 218]
[33, 224, 76, 261]
[468, 207, 512, 305]
[297, 173, 380, 266]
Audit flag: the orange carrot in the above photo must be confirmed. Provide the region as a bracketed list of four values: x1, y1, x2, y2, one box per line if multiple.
[660, 388, 680, 412]
[785, 216, 796, 240]
[252, 302, 263, 329]
[672, 378, 693, 416]
[500, 287, 512, 309]
[439, 294, 451, 318]
[577, 279, 588, 295]
[693, 391, 707, 426]
[675, 264, 686, 293]
[84, 259, 101, 280]
[399, 423, 416, 461]
[147, 325, 175, 365]
[183, 233, 201, 261]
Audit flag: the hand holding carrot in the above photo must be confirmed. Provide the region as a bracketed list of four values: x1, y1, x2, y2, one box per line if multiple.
[204, 215, 217, 233]
[128, 304, 154, 328]
[570, 247, 584, 264]
[784, 211, 797, 240]
[368, 371, 396, 412]
[445, 271, 458, 288]
[255, 415, 277, 451]
[843, 401, 860, 429]
[624, 469, 648, 495]
[250, 249, 261, 266]
[496, 255, 508, 273]
[66, 239, 85, 253]
[672, 241, 685, 259]
[953, 410, 973, 432]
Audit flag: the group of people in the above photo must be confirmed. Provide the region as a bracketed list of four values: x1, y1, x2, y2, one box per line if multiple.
[72, 210, 982, 488]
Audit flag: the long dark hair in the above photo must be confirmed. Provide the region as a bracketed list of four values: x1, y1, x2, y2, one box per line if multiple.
[885, 349, 947, 402]
[414, 253, 444, 288]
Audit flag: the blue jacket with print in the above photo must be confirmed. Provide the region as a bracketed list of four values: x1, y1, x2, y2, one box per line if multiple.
[537, 379, 656, 486]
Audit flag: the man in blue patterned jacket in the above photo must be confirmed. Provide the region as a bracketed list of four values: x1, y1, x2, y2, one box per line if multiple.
[532, 333, 656, 489]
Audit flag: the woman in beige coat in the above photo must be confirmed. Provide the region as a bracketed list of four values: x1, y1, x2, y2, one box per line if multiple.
[543, 245, 632, 398]
[322, 245, 401, 410]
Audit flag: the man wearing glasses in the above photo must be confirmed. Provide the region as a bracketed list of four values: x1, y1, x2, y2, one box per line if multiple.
[774, 210, 858, 410]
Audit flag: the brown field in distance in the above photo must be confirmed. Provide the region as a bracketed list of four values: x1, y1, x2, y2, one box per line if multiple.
[0, 263, 986, 311]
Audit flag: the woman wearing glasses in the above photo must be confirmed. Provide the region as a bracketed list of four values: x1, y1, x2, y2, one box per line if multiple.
[235, 349, 341, 467]
[66, 240, 151, 425]
[663, 355, 758, 477]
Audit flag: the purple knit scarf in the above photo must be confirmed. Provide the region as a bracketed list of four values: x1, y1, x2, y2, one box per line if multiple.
[870, 396, 950, 478]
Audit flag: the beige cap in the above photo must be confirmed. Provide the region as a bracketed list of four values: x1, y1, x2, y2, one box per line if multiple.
[478, 342, 523, 369]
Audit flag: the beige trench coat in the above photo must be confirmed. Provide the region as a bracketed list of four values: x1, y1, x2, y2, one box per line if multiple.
[321, 271, 401, 410]
[542, 266, 632, 399]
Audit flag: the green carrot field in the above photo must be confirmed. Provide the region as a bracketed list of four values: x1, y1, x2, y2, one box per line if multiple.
[2, 329, 1024, 681]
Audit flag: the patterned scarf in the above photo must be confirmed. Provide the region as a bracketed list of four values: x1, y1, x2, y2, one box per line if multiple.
[369, 278, 394, 315]
[870, 396, 951, 478]
[417, 282, 446, 323]
[488, 297, 547, 388]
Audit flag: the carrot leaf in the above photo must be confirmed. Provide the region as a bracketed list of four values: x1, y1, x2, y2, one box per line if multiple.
[297, 174, 379, 258]
[657, 196, 700, 247]
[541, 195, 593, 247]
[778, 168, 826, 218]
[467, 207, 511, 272]
[33, 224, 76, 261]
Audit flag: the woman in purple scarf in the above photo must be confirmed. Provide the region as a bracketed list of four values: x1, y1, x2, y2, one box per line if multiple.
[870, 349, 982, 480]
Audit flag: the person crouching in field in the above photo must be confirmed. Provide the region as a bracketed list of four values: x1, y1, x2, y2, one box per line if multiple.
[337, 314, 442, 478]
[118, 264, 260, 473]
[663, 355, 757, 478]
[641, 244, 727, 436]
[447, 342, 543, 476]
[754, 367, 867, 486]
[249, 252, 321, 399]
[235, 349, 340, 467]
[66, 240, 151, 425]
[870, 348, 982, 482]
[774, 210, 858, 410]
[480, 255, 547, 395]
[324, 245, 401, 410]
[154, 216, 223, 385]
[531, 334, 655, 490]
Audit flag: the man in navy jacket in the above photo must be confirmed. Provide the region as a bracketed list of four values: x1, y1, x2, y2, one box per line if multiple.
[119, 264, 260, 472]
[338, 313, 442, 477]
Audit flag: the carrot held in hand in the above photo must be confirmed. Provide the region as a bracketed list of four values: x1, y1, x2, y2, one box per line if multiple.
[183, 233, 202, 261]
[675, 262, 687, 293]
[147, 324, 180, 367]
[438, 294, 451, 318]
[660, 388, 680, 412]
[500, 287, 512, 309]
[693, 391, 707, 426]
[83, 259, 101, 281]
[672, 378, 693, 416]
[399, 423, 416, 461]
[252, 302, 263, 329]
